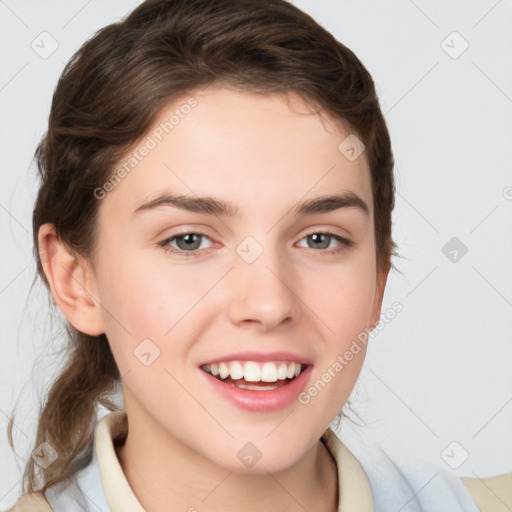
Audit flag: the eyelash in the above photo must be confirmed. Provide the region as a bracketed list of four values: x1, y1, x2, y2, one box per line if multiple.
[158, 231, 354, 258]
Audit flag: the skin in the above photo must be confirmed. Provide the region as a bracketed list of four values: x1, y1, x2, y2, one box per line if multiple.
[39, 84, 389, 511]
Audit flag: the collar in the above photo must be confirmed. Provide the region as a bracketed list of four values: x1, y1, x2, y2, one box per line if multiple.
[95, 410, 375, 512]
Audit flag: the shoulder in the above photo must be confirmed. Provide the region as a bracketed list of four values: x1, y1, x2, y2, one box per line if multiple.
[461, 473, 512, 512]
[5, 492, 52, 512]
[325, 428, 483, 511]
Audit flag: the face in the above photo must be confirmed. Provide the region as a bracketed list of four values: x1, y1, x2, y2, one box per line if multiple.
[88, 84, 387, 473]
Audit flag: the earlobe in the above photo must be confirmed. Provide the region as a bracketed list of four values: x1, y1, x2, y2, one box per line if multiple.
[38, 223, 105, 336]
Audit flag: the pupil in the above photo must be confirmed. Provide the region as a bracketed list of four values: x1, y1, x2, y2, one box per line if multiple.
[310, 233, 328, 249]
[178, 234, 200, 250]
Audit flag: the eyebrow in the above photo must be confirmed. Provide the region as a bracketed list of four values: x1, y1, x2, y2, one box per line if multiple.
[133, 191, 369, 217]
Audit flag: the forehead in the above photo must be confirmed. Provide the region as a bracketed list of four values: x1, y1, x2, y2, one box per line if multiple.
[100, 85, 373, 221]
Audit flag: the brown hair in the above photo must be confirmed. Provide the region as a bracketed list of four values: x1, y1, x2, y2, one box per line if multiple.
[8, 0, 397, 495]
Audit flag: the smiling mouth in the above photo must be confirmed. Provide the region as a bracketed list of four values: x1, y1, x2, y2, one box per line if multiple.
[200, 360, 308, 391]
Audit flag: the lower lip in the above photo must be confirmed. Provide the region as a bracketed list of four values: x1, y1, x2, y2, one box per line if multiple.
[199, 366, 313, 412]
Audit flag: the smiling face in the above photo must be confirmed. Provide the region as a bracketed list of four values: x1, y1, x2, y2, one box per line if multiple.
[86, 84, 388, 473]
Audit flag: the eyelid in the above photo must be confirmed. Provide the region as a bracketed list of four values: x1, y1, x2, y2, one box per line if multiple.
[158, 230, 215, 256]
[300, 225, 351, 240]
[158, 228, 353, 258]
[298, 230, 354, 252]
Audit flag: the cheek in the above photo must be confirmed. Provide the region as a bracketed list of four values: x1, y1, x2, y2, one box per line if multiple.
[308, 255, 377, 346]
[93, 251, 216, 360]
[298, 268, 375, 418]
[304, 256, 377, 410]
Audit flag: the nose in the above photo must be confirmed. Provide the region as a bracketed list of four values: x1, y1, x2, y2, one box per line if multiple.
[226, 243, 300, 331]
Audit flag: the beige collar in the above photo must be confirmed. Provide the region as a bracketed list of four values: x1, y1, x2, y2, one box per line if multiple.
[321, 428, 374, 512]
[95, 410, 375, 511]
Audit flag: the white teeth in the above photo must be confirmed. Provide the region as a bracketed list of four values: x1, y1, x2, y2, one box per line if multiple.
[236, 382, 279, 391]
[229, 361, 244, 380]
[202, 360, 305, 382]
[277, 363, 288, 380]
[261, 362, 278, 382]
[244, 361, 261, 382]
[218, 362, 230, 380]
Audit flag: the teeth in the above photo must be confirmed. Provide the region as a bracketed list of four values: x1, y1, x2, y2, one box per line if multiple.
[277, 363, 288, 380]
[202, 360, 305, 382]
[229, 361, 244, 380]
[244, 361, 261, 382]
[218, 362, 230, 379]
[235, 382, 280, 391]
[261, 362, 278, 382]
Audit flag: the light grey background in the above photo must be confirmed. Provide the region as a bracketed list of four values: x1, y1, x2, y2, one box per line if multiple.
[1, 0, 511, 507]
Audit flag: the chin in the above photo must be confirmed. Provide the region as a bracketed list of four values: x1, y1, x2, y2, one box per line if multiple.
[200, 433, 314, 475]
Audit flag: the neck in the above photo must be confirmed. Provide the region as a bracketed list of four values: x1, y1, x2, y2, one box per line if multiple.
[115, 413, 338, 512]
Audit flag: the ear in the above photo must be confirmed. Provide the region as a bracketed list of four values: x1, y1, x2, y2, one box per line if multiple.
[369, 264, 390, 329]
[38, 223, 105, 336]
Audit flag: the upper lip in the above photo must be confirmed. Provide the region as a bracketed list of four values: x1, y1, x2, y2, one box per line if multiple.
[199, 351, 313, 366]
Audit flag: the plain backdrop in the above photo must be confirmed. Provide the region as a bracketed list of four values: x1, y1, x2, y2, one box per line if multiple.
[1, 0, 511, 507]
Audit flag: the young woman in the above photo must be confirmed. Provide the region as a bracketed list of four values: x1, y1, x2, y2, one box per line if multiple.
[6, 0, 511, 510]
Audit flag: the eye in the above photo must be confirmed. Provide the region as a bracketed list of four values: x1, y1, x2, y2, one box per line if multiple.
[297, 231, 353, 254]
[158, 230, 353, 258]
[159, 232, 213, 257]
